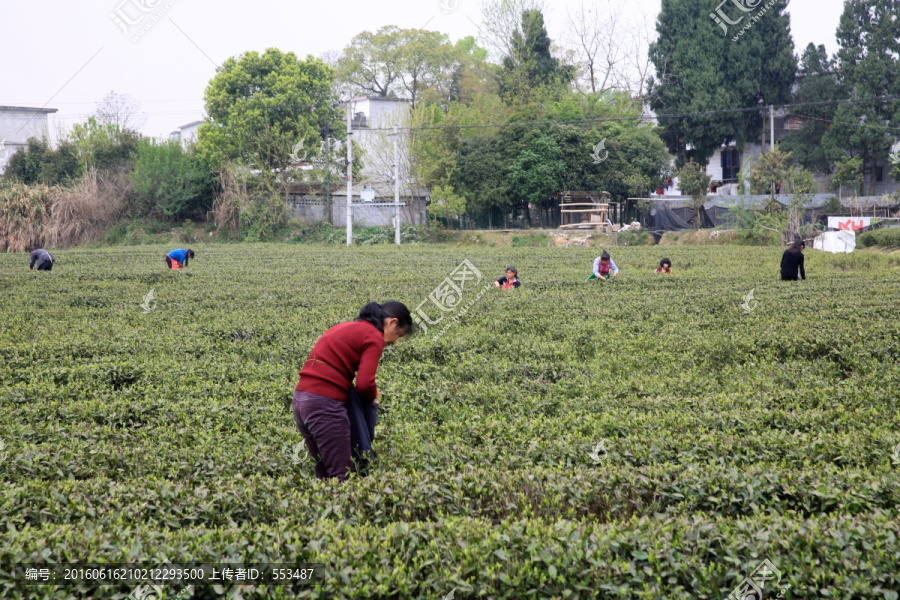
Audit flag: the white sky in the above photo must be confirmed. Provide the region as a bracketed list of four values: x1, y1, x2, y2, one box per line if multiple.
[0, 0, 846, 141]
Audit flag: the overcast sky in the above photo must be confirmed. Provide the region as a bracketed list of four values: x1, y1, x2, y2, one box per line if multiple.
[1, 0, 847, 141]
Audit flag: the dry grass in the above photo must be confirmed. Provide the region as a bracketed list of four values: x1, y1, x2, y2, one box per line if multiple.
[209, 165, 247, 234]
[46, 168, 126, 248]
[0, 182, 55, 252]
[1, 168, 126, 252]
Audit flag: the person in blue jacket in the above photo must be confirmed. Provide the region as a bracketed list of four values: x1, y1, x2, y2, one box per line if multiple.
[165, 248, 194, 269]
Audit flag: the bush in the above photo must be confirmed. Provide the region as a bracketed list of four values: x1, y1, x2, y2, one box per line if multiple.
[857, 227, 900, 248]
[617, 229, 655, 246]
[511, 233, 550, 247]
[288, 222, 433, 245]
[131, 138, 213, 220]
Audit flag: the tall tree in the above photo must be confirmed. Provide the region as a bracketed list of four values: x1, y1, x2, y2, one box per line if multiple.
[437, 37, 498, 107]
[335, 26, 404, 98]
[823, 0, 900, 194]
[395, 30, 459, 108]
[780, 44, 843, 174]
[648, 0, 796, 166]
[563, 0, 656, 99]
[196, 49, 341, 202]
[498, 9, 573, 104]
[506, 134, 566, 225]
[336, 27, 459, 108]
[477, 0, 548, 63]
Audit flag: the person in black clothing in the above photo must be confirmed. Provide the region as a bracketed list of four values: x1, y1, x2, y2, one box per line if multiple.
[780, 241, 805, 281]
[29, 248, 54, 271]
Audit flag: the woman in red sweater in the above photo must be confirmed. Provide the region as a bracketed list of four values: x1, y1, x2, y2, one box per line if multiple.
[293, 301, 413, 481]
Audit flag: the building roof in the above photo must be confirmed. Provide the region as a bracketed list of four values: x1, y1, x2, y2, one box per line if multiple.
[0, 106, 58, 113]
[179, 120, 204, 129]
[342, 96, 410, 104]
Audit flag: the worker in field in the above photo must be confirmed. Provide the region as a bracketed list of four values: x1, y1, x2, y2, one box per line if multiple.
[292, 301, 414, 481]
[780, 241, 806, 281]
[165, 248, 194, 270]
[587, 251, 618, 281]
[29, 248, 54, 271]
[494, 266, 521, 289]
[655, 258, 672, 274]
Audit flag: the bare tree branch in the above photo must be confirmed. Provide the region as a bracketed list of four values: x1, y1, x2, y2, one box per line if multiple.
[94, 91, 147, 131]
[478, 0, 548, 65]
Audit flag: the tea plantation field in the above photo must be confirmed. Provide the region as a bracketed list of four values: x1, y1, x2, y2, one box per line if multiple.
[1, 244, 899, 599]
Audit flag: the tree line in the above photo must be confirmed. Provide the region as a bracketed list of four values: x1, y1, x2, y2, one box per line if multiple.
[2, 0, 898, 243]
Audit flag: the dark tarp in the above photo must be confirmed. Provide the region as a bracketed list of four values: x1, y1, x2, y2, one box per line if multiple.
[651, 202, 715, 230]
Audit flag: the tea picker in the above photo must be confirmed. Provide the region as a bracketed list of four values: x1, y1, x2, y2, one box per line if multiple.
[655, 258, 672, 274]
[494, 266, 521, 289]
[28, 248, 54, 271]
[291, 302, 414, 481]
[780, 241, 805, 281]
[587, 251, 618, 281]
[165, 248, 194, 270]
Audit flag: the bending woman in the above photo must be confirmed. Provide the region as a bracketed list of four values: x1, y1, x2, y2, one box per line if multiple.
[292, 301, 413, 481]
[780, 242, 805, 281]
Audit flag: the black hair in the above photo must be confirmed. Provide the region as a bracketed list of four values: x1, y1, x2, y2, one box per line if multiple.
[356, 301, 415, 334]
[660, 258, 671, 268]
[788, 241, 801, 253]
[601, 251, 610, 261]
[505, 266, 517, 275]
[187, 249, 195, 258]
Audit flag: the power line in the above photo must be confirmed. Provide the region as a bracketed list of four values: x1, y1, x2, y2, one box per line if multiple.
[784, 111, 900, 135]
[361, 94, 900, 133]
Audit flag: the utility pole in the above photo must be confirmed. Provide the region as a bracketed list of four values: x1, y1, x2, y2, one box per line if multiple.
[393, 122, 401, 245]
[770, 105, 775, 152]
[346, 100, 353, 246]
[770, 105, 776, 198]
[321, 124, 333, 224]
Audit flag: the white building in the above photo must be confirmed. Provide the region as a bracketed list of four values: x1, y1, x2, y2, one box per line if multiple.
[329, 96, 428, 225]
[169, 120, 204, 148]
[0, 106, 58, 174]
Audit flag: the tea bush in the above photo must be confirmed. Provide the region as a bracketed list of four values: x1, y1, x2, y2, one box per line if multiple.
[857, 227, 900, 248]
[1, 244, 898, 599]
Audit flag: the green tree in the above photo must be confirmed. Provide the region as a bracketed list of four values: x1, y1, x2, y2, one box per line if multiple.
[780, 44, 843, 174]
[427, 184, 467, 227]
[746, 146, 794, 201]
[454, 136, 511, 228]
[498, 9, 573, 104]
[69, 117, 139, 172]
[441, 37, 499, 107]
[824, 0, 900, 195]
[5, 137, 84, 186]
[830, 156, 864, 203]
[336, 27, 459, 109]
[677, 160, 712, 228]
[507, 135, 566, 226]
[785, 166, 816, 240]
[3, 138, 48, 185]
[132, 138, 214, 219]
[648, 0, 796, 166]
[197, 48, 341, 197]
[335, 26, 404, 98]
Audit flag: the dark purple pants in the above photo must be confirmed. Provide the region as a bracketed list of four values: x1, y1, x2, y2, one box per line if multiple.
[293, 390, 351, 481]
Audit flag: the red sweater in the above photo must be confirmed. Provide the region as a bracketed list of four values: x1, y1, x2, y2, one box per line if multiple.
[296, 321, 385, 402]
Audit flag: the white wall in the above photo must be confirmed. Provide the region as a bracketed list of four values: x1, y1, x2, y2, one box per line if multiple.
[0, 108, 55, 174]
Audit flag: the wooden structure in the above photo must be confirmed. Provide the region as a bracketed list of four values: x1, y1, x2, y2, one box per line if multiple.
[558, 191, 620, 232]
